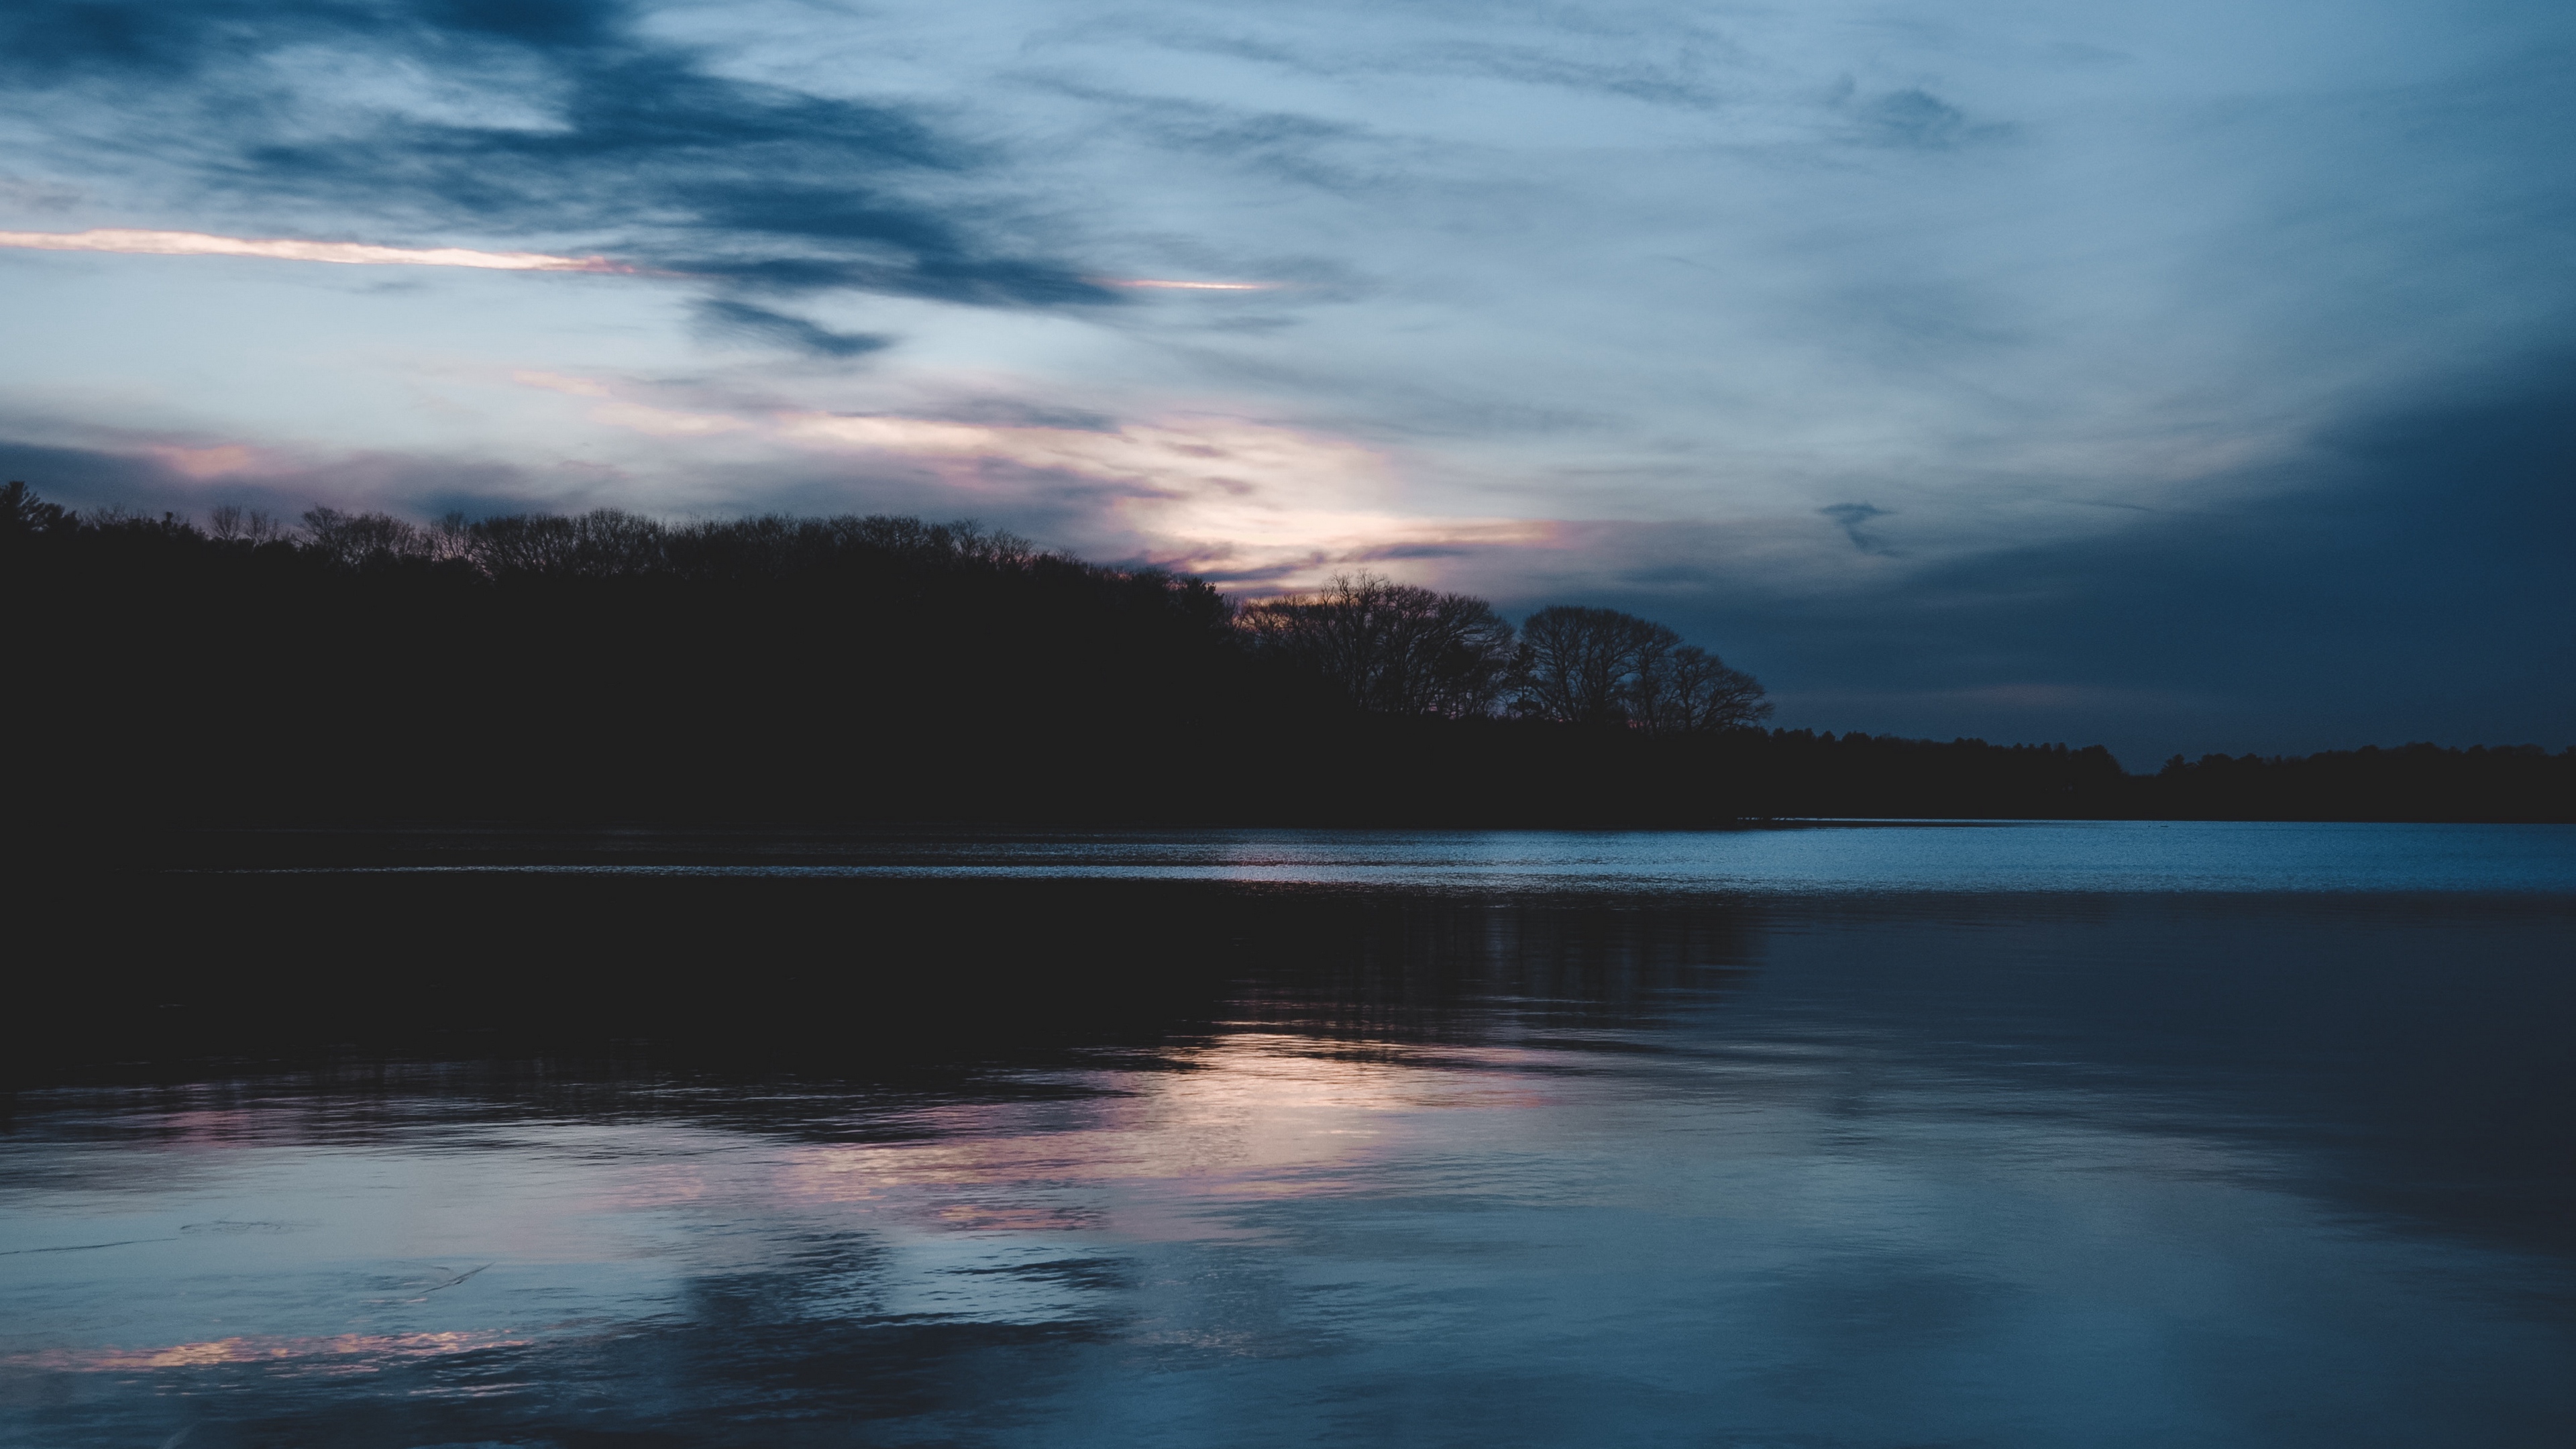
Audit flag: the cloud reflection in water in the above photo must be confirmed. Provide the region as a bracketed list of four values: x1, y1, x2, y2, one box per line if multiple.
[1, 878, 2569, 1447]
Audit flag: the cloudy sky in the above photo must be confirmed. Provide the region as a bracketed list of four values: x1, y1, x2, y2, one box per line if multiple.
[3, 0, 2569, 764]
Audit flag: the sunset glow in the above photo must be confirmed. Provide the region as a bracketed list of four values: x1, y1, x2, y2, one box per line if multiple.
[773, 409, 1544, 582]
[3, 0, 2571, 1442]
[3, 0, 2561, 761]
[502, 370, 1545, 586]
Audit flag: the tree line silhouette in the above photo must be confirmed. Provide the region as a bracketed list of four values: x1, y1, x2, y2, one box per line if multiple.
[5, 481, 2567, 828]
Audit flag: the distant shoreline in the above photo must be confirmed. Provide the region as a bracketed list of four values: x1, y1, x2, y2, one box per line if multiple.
[9, 490, 2567, 835]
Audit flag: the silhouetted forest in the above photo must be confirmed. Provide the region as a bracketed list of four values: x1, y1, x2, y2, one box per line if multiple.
[5, 482, 2568, 831]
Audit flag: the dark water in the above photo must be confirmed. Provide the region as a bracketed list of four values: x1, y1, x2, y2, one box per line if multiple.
[5, 823, 2572, 1448]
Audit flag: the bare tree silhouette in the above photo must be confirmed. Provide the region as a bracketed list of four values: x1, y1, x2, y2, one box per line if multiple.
[1517, 605, 1769, 731]
[1631, 641, 1772, 734]
[1239, 573, 1517, 717]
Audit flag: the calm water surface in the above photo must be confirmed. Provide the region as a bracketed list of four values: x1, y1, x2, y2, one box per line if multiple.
[5, 822, 2572, 1447]
[300, 817, 2576, 894]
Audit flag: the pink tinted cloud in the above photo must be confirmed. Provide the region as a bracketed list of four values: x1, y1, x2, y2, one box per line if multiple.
[0, 228, 631, 273]
[512, 371, 749, 437]
[1095, 278, 1283, 292]
[149, 444, 258, 479]
[0, 230, 1285, 293]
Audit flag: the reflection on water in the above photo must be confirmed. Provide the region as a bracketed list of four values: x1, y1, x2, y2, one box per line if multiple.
[221, 818, 2576, 894]
[5, 827, 2573, 1447]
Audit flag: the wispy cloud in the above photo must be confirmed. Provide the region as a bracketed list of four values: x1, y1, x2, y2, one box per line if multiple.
[4, 0, 2573, 764]
[1820, 502, 1896, 556]
[0, 0, 1106, 307]
[690, 299, 892, 358]
[1097, 278, 1284, 291]
[0, 227, 629, 272]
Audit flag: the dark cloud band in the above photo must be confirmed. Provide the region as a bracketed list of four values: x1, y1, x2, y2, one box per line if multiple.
[0, 0, 1114, 307]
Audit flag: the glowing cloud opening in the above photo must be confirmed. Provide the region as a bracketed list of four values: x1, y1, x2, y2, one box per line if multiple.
[770, 411, 1543, 584]
[513, 372, 1542, 590]
[0, 228, 631, 274]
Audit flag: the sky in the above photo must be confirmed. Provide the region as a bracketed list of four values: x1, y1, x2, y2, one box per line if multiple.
[2, 0, 2569, 766]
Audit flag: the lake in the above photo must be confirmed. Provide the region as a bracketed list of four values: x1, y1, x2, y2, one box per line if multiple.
[4, 822, 2572, 1447]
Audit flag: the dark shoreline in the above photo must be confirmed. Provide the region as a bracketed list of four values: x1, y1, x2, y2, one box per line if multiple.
[10, 493, 2566, 833]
